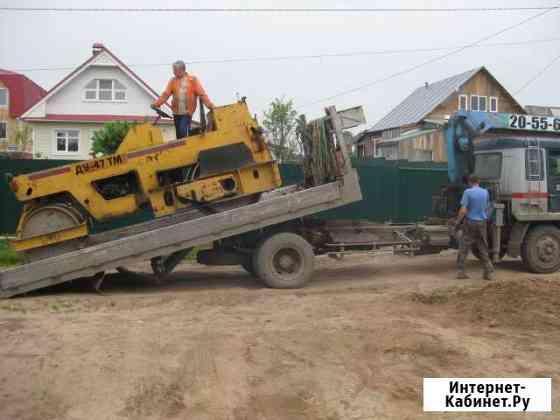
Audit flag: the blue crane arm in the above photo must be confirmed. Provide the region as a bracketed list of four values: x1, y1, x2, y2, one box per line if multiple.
[445, 111, 560, 183]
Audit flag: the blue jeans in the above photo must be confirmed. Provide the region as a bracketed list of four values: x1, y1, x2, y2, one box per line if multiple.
[174, 114, 191, 139]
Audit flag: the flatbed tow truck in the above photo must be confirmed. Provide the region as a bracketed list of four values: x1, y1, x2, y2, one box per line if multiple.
[3, 106, 557, 298]
[0, 103, 449, 298]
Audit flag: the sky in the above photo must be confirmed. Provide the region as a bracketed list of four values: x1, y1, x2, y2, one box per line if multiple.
[1, 0, 559, 129]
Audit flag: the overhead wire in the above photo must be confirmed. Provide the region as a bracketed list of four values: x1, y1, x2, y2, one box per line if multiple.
[10, 37, 560, 73]
[299, 5, 560, 108]
[514, 52, 560, 94]
[0, 6, 558, 13]
[4, 3, 559, 110]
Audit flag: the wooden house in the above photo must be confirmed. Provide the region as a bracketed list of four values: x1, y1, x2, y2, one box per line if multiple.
[354, 67, 525, 162]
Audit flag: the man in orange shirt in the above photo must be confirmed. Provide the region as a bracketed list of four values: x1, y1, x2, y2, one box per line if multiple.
[152, 60, 215, 139]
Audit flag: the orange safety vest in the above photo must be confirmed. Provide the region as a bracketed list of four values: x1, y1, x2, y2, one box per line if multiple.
[154, 74, 214, 116]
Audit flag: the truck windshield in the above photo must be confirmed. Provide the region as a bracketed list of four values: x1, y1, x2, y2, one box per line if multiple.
[474, 153, 502, 180]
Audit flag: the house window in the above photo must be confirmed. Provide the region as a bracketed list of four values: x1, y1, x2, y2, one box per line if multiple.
[357, 144, 365, 159]
[470, 95, 491, 112]
[458, 94, 468, 111]
[382, 128, 401, 140]
[479, 96, 487, 112]
[0, 121, 6, 140]
[0, 88, 7, 107]
[84, 79, 126, 101]
[55, 130, 79, 153]
[490, 97, 498, 112]
[470, 95, 479, 112]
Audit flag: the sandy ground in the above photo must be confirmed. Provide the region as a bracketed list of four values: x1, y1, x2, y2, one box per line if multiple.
[1, 251, 559, 420]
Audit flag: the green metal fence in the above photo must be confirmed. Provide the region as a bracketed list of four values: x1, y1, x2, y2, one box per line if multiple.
[313, 159, 448, 222]
[0, 160, 77, 235]
[0, 159, 448, 234]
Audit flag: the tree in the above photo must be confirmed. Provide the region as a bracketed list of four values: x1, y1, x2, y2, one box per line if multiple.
[13, 124, 32, 152]
[91, 121, 135, 156]
[262, 97, 301, 162]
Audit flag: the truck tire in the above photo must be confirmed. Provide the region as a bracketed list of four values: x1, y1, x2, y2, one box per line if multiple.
[521, 225, 560, 273]
[254, 232, 314, 289]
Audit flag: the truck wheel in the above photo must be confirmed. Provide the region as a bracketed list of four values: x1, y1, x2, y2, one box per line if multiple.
[254, 233, 314, 289]
[521, 225, 560, 273]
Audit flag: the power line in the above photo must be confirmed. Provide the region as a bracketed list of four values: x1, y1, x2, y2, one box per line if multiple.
[11, 37, 560, 73]
[300, 5, 559, 108]
[1, 6, 559, 13]
[514, 52, 560, 94]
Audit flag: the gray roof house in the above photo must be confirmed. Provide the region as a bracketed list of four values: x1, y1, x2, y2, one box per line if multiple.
[524, 105, 560, 117]
[355, 66, 525, 162]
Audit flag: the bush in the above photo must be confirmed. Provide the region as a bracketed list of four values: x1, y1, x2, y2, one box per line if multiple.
[0, 240, 21, 266]
[91, 121, 135, 156]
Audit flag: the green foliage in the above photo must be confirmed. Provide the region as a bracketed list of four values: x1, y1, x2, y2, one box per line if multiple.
[262, 97, 301, 162]
[91, 121, 135, 156]
[184, 247, 199, 262]
[14, 124, 32, 150]
[0, 302, 26, 313]
[0, 239, 21, 267]
[295, 114, 309, 146]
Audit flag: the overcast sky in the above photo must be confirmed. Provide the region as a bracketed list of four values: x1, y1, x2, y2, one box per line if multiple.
[1, 0, 559, 127]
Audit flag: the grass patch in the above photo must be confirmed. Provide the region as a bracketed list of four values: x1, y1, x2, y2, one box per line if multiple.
[48, 300, 75, 313]
[0, 302, 26, 313]
[0, 239, 21, 267]
[0, 240, 198, 268]
[184, 247, 199, 262]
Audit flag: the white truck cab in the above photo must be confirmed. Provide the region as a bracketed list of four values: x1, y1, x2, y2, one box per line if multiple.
[444, 112, 560, 273]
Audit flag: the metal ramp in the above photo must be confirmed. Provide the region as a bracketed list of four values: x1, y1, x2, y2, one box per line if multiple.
[0, 172, 361, 298]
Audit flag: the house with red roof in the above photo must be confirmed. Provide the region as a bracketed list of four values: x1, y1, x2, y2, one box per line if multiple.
[0, 69, 47, 157]
[21, 43, 174, 160]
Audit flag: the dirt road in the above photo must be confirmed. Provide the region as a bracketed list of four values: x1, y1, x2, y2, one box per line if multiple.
[1, 252, 559, 419]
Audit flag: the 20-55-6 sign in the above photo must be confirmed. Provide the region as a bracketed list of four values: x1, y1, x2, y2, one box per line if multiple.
[508, 114, 560, 132]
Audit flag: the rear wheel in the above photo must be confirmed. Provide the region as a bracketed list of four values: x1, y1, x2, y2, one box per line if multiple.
[254, 233, 314, 289]
[20, 203, 85, 261]
[521, 225, 560, 273]
[20, 203, 83, 239]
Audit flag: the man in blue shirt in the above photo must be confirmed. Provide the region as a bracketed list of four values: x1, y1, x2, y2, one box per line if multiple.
[455, 175, 494, 280]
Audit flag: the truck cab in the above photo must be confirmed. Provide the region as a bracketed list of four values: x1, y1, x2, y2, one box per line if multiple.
[443, 112, 560, 273]
[474, 137, 559, 216]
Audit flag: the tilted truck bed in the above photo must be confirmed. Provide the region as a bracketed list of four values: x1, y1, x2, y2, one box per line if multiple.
[0, 172, 362, 298]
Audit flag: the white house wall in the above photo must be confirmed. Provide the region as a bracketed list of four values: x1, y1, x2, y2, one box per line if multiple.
[30, 122, 175, 160]
[30, 122, 102, 160]
[26, 101, 46, 119]
[46, 66, 158, 116]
